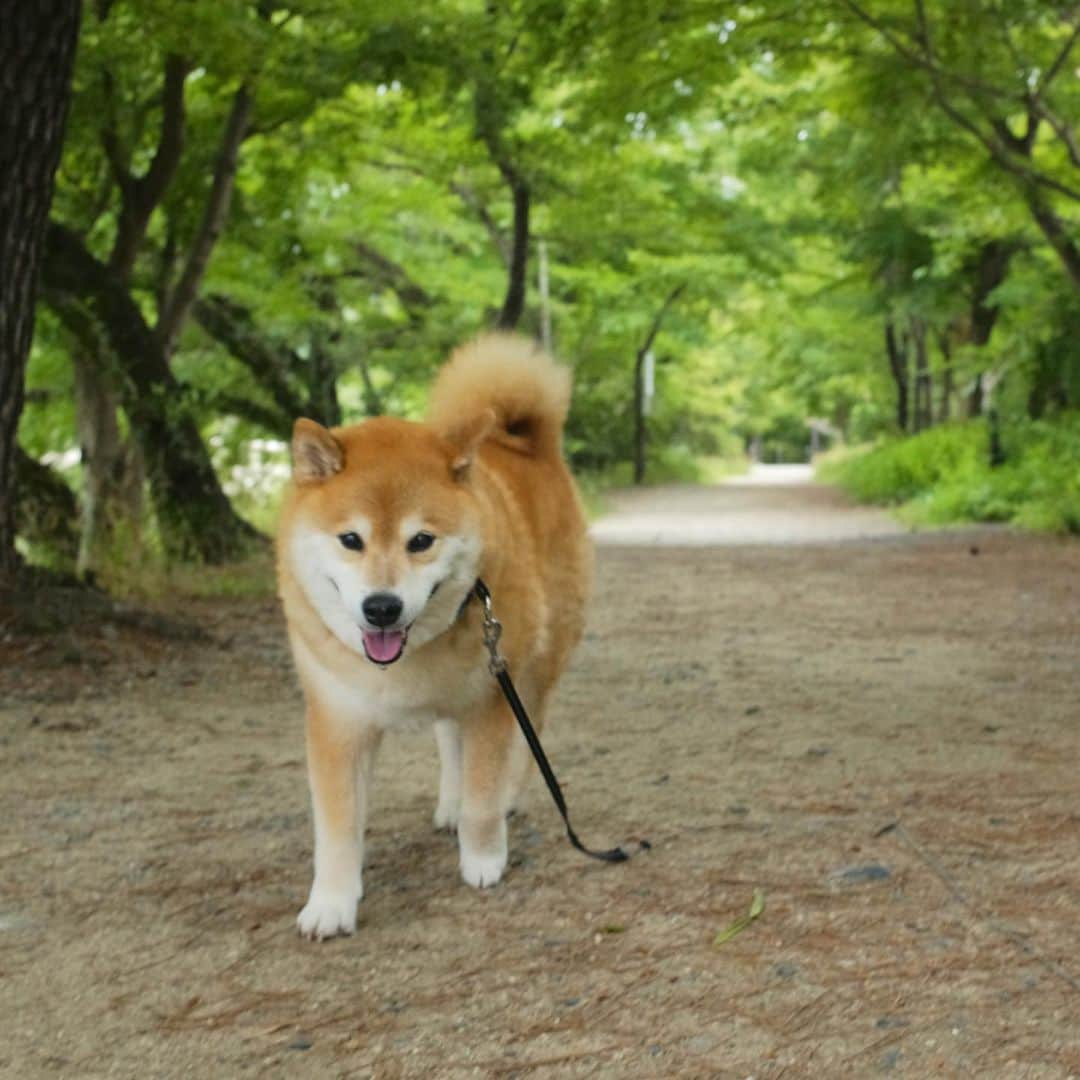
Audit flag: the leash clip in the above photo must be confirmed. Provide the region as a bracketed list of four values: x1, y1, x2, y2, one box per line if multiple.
[479, 588, 507, 675]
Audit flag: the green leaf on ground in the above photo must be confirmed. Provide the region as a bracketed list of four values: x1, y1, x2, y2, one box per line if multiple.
[713, 889, 766, 947]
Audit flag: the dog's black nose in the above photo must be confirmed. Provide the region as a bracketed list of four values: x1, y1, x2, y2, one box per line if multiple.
[362, 592, 403, 628]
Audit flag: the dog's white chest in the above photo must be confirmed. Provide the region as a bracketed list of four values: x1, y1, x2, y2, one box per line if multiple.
[292, 632, 489, 730]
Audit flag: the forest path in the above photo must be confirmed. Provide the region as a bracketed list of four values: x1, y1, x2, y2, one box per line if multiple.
[590, 463, 908, 546]
[2, 488, 1079, 1077]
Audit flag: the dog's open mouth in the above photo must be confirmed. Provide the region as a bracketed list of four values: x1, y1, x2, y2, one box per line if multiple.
[362, 629, 407, 665]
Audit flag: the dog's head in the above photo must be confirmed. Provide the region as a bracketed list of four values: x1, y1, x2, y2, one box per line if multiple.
[280, 412, 493, 666]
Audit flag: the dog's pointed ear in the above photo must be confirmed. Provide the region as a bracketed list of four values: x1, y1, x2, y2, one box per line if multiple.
[446, 408, 496, 482]
[292, 418, 343, 483]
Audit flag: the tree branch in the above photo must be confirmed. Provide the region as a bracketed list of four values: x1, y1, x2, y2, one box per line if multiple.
[1037, 10, 1080, 96]
[1028, 96, 1080, 168]
[633, 283, 685, 484]
[156, 84, 252, 357]
[844, 0, 1080, 204]
[1025, 189, 1080, 289]
[451, 180, 511, 266]
[840, 0, 1014, 103]
[637, 284, 686, 361]
[192, 293, 306, 425]
[108, 54, 190, 279]
[349, 241, 433, 313]
[205, 391, 291, 436]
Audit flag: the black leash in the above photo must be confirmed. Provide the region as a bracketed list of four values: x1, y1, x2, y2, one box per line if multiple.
[472, 578, 650, 864]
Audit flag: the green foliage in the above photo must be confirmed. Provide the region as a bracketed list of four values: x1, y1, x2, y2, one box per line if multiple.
[16, 0, 1080, 569]
[824, 415, 1080, 533]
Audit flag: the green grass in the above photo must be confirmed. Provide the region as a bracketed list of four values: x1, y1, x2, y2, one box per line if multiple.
[820, 413, 1080, 534]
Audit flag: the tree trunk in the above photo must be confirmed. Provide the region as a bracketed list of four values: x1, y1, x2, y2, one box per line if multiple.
[496, 175, 530, 331]
[911, 316, 932, 432]
[0, 0, 82, 583]
[43, 223, 259, 563]
[309, 341, 343, 428]
[72, 349, 144, 575]
[961, 240, 1014, 421]
[884, 320, 910, 433]
[633, 285, 685, 485]
[937, 331, 953, 423]
[968, 373, 984, 418]
[969, 241, 1012, 347]
[14, 447, 80, 563]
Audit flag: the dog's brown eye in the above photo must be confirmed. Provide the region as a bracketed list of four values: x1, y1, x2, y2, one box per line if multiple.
[339, 532, 364, 552]
[407, 531, 435, 553]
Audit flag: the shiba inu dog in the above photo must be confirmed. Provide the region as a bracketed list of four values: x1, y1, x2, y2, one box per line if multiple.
[276, 335, 591, 940]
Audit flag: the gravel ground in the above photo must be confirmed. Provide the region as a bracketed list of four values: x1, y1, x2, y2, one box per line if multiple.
[2, 475, 1078, 1078]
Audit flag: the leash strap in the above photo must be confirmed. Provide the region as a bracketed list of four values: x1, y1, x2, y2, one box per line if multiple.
[472, 579, 649, 864]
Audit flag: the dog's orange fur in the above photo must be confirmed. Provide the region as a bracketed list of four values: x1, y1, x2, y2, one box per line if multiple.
[276, 334, 590, 939]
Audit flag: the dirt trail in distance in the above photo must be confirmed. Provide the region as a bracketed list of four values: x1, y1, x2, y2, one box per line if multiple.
[591, 464, 905, 546]
[2, 471, 1078, 1078]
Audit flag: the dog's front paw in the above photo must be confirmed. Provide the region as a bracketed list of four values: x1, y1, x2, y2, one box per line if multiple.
[297, 886, 360, 941]
[460, 848, 507, 889]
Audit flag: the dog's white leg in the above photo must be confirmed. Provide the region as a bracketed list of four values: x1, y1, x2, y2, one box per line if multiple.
[433, 718, 463, 831]
[457, 707, 514, 888]
[297, 715, 381, 940]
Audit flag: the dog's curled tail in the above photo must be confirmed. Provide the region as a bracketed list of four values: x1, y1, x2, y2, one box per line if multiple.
[427, 333, 572, 459]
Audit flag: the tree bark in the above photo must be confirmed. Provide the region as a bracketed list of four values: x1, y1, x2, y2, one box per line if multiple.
[937, 330, 953, 423]
[72, 348, 144, 575]
[884, 320, 909, 433]
[969, 240, 1012, 346]
[43, 223, 259, 562]
[14, 447, 80, 563]
[911, 316, 932, 432]
[496, 172, 530, 331]
[0, 0, 82, 583]
[961, 239, 1014, 419]
[968, 373, 984, 419]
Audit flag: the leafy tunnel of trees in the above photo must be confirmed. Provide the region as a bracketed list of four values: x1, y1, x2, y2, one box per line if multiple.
[5, 0, 1080, 579]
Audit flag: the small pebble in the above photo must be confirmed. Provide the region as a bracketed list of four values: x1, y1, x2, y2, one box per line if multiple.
[880, 1048, 902, 1070]
[875, 1016, 909, 1030]
[833, 863, 891, 884]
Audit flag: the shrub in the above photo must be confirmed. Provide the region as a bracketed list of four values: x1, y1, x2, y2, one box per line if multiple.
[821, 414, 1080, 534]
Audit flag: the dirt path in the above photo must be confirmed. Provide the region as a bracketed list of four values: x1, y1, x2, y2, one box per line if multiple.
[591, 465, 906, 546]
[2, 475, 1078, 1078]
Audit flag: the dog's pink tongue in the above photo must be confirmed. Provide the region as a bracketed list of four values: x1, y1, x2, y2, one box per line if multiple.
[363, 630, 404, 663]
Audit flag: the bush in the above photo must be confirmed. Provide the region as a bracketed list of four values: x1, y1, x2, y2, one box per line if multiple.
[821, 414, 1080, 534]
